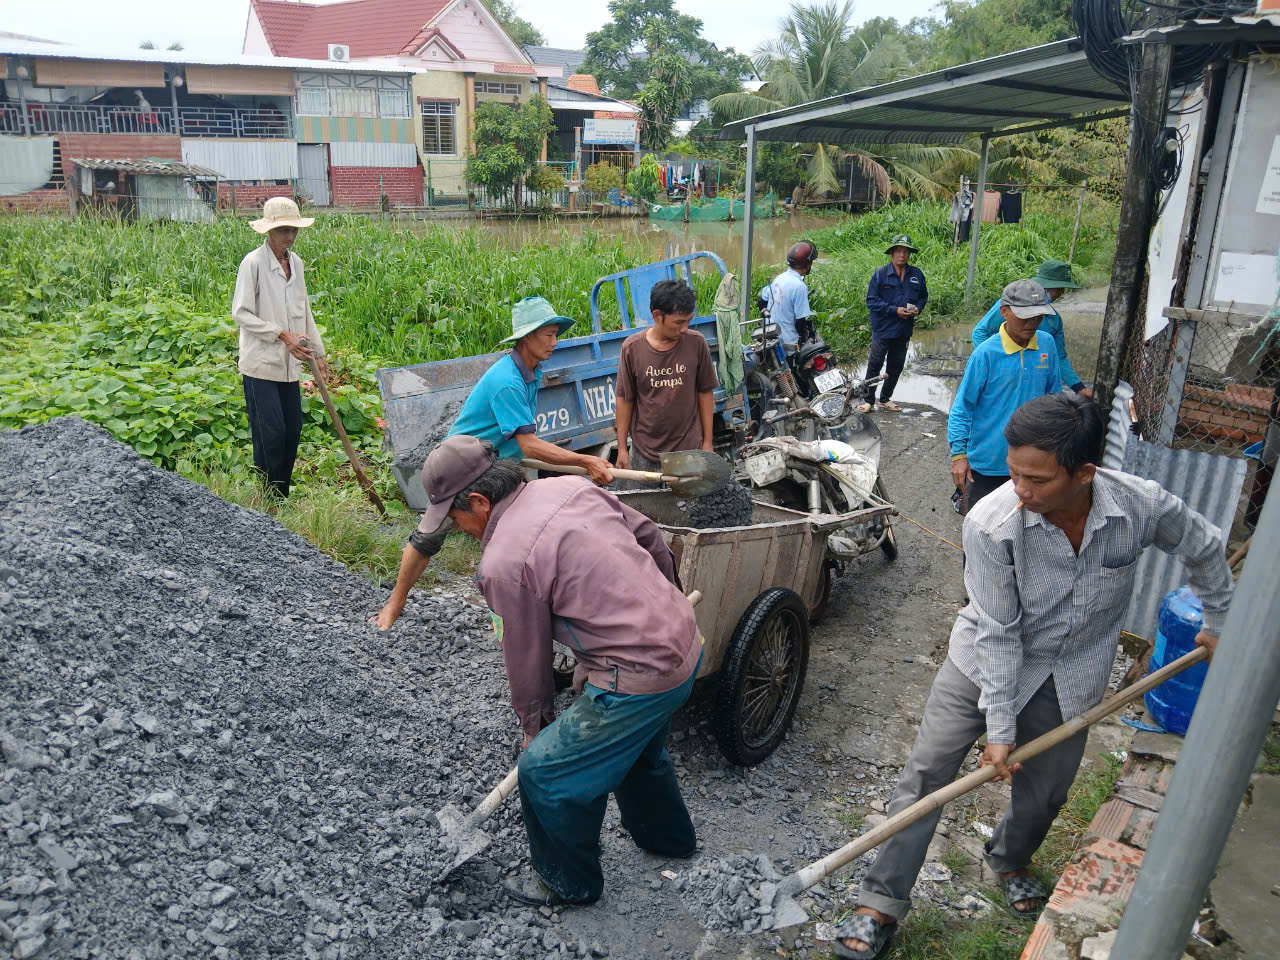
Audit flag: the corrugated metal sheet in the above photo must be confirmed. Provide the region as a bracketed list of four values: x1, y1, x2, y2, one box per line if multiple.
[1103, 380, 1136, 470]
[1106, 419, 1246, 640]
[181, 140, 297, 181]
[721, 39, 1130, 145]
[0, 38, 415, 74]
[72, 157, 222, 177]
[328, 141, 419, 167]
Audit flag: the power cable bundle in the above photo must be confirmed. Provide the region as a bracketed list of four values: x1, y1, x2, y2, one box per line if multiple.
[1072, 0, 1257, 93]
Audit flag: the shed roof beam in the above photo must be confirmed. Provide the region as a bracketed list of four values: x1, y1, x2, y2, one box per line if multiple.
[980, 77, 1130, 102]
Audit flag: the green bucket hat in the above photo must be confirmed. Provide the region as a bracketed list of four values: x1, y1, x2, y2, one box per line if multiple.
[1032, 260, 1081, 290]
[500, 296, 575, 345]
[885, 234, 919, 255]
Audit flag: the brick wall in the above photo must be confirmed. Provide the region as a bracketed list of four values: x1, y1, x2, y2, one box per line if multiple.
[216, 183, 296, 212]
[1177, 383, 1272, 445]
[1, 189, 68, 214]
[330, 165, 423, 207]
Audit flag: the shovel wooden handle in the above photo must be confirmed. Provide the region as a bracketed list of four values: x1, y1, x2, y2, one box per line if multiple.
[781, 645, 1210, 898]
[467, 590, 705, 828]
[521, 458, 674, 485]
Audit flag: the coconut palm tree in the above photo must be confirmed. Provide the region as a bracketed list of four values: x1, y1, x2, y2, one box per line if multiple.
[711, 0, 974, 200]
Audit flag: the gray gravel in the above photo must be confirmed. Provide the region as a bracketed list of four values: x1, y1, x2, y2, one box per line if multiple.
[390, 400, 462, 470]
[0, 417, 571, 959]
[678, 482, 754, 530]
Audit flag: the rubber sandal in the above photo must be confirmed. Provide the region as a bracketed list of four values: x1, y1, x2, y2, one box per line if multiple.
[879, 401, 902, 411]
[1000, 872, 1047, 919]
[855, 402, 873, 414]
[832, 913, 896, 959]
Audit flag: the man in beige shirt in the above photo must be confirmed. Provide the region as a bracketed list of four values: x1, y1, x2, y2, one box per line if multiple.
[231, 197, 328, 497]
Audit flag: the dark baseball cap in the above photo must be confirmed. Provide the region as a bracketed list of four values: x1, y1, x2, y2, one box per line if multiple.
[419, 434, 495, 533]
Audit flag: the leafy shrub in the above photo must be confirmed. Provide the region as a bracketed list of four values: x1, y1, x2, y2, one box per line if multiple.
[528, 165, 566, 194]
[583, 162, 623, 196]
[625, 155, 661, 204]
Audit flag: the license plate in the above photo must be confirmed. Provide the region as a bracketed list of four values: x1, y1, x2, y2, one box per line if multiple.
[813, 369, 846, 392]
[744, 449, 786, 486]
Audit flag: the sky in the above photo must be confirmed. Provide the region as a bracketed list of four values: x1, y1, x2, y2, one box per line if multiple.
[2, 0, 942, 60]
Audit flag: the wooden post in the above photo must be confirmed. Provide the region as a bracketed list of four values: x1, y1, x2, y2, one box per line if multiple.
[538, 78, 548, 162]
[964, 137, 990, 302]
[168, 66, 181, 134]
[1069, 180, 1088, 262]
[15, 65, 30, 137]
[426, 160, 433, 207]
[1094, 41, 1173, 420]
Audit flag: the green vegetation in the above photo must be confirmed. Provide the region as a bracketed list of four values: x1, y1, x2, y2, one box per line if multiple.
[1033, 752, 1124, 878]
[803, 198, 1117, 354]
[1257, 728, 1280, 776]
[466, 97, 554, 206]
[583, 162, 624, 198]
[626, 155, 662, 205]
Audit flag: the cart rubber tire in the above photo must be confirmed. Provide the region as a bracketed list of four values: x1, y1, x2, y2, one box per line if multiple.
[713, 587, 811, 766]
[874, 477, 898, 561]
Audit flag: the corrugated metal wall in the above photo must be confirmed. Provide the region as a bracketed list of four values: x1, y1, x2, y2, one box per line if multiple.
[180, 141, 298, 181]
[328, 141, 420, 168]
[1105, 381, 1246, 638]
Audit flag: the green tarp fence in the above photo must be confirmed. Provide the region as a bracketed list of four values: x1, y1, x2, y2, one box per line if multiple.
[649, 192, 777, 222]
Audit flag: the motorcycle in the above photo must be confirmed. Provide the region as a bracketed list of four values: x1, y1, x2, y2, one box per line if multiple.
[746, 299, 844, 433]
[736, 373, 898, 616]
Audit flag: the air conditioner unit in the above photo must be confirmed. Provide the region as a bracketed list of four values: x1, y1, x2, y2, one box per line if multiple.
[328, 44, 350, 62]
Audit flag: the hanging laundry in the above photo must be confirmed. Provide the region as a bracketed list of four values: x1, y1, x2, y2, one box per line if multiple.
[980, 191, 1001, 223]
[949, 188, 974, 227]
[958, 211, 973, 243]
[998, 191, 1023, 223]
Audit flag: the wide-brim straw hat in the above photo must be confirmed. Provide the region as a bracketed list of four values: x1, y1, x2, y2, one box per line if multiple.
[251, 196, 315, 233]
[500, 296, 575, 345]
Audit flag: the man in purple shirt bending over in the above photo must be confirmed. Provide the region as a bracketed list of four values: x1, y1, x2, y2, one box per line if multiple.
[416, 434, 703, 907]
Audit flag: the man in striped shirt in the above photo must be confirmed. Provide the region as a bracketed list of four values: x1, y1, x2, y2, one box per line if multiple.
[835, 393, 1233, 959]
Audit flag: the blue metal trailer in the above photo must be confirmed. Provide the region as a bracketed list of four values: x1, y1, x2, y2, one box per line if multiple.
[376, 252, 749, 509]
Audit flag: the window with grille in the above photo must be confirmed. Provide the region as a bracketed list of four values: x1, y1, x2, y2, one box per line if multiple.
[298, 87, 330, 116]
[478, 81, 521, 95]
[421, 102, 456, 154]
[377, 90, 409, 119]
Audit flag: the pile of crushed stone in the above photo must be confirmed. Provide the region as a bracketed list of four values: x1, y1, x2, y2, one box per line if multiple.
[674, 854, 783, 934]
[678, 481, 755, 530]
[0, 418, 588, 960]
[389, 400, 463, 471]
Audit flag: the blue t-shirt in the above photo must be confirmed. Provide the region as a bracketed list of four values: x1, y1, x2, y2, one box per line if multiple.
[972, 299, 1084, 390]
[865, 262, 928, 339]
[948, 324, 1062, 476]
[759, 268, 811, 346]
[448, 352, 540, 459]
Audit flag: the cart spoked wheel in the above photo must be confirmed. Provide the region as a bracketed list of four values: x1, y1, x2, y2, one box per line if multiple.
[714, 588, 811, 766]
[873, 477, 898, 561]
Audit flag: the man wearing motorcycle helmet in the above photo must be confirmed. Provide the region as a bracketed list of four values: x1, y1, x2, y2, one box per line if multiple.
[758, 240, 819, 353]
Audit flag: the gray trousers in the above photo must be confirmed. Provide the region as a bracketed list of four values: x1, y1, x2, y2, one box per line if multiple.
[857, 658, 1088, 921]
[614, 445, 663, 491]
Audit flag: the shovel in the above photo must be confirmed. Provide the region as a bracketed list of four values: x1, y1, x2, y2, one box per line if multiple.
[435, 590, 705, 881]
[750, 645, 1211, 931]
[521, 449, 731, 499]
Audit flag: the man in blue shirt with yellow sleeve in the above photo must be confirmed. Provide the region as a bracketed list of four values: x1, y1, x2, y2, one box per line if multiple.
[373, 296, 613, 630]
[949, 280, 1061, 513]
[971, 261, 1091, 397]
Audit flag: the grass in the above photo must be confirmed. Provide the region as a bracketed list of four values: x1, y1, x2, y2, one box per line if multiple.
[816, 907, 1032, 960]
[940, 845, 970, 877]
[1258, 728, 1280, 776]
[1032, 752, 1124, 879]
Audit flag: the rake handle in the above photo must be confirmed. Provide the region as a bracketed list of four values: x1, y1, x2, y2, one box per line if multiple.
[521, 458, 674, 485]
[782, 645, 1210, 897]
[465, 590, 704, 829]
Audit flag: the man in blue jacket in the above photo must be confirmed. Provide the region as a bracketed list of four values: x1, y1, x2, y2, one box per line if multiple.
[971, 261, 1091, 397]
[949, 279, 1061, 513]
[862, 235, 928, 412]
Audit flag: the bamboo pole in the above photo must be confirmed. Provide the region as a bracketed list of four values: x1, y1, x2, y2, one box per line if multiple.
[1069, 180, 1088, 263]
[778, 645, 1209, 898]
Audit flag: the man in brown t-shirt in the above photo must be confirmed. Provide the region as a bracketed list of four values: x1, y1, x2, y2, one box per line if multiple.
[615, 279, 719, 474]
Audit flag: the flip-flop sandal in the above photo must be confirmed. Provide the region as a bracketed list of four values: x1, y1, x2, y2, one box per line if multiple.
[879, 401, 903, 411]
[832, 913, 896, 959]
[855, 403, 874, 413]
[1000, 872, 1047, 919]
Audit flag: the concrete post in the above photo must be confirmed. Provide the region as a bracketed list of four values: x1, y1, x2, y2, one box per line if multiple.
[15, 64, 31, 137]
[464, 73, 476, 156]
[168, 67, 181, 135]
[964, 135, 990, 302]
[538, 79, 548, 163]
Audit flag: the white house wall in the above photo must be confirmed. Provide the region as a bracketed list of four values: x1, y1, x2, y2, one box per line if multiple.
[434, 0, 523, 62]
[181, 140, 298, 181]
[242, 7, 272, 56]
[328, 141, 420, 167]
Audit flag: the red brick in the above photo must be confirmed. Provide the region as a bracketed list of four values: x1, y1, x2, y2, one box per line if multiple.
[56, 133, 181, 179]
[0, 189, 68, 214]
[329, 165, 423, 207]
[1019, 921, 1056, 959]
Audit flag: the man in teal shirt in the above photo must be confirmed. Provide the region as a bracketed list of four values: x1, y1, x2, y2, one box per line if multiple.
[971, 261, 1090, 397]
[949, 280, 1061, 513]
[374, 296, 613, 630]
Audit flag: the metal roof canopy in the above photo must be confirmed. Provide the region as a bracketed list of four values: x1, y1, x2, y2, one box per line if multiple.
[72, 158, 224, 178]
[730, 39, 1132, 319]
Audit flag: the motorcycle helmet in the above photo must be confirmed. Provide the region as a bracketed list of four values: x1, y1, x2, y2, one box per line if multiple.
[786, 240, 819, 269]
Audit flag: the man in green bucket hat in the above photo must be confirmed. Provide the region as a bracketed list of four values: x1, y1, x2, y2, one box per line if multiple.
[374, 296, 613, 630]
[861, 234, 929, 412]
[971, 260, 1088, 396]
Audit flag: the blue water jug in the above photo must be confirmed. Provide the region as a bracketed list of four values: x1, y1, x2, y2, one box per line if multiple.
[1143, 585, 1210, 735]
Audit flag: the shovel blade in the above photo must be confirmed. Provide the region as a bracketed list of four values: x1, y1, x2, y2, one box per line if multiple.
[761, 865, 810, 932]
[658, 449, 731, 499]
[435, 802, 492, 881]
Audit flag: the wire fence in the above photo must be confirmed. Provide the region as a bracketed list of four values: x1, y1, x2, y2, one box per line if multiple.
[1126, 308, 1279, 546]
